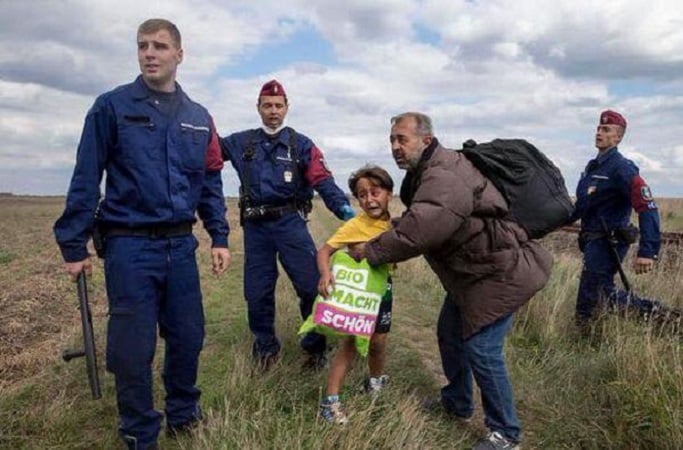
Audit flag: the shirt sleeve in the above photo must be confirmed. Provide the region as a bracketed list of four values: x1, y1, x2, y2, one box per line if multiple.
[327, 218, 361, 248]
[198, 118, 229, 247]
[630, 175, 657, 213]
[205, 116, 223, 171]
[304, 145, 332, 186]
[327, 216, 392, 249]
[219, 134, 233, 162]
[53, 98, 112, 262]
[303, 144, 351, 219]
[630, 175, 661, 258]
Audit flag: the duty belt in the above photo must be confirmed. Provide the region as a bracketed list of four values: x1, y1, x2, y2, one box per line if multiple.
[104, 223, 193, 239]
[242, 202, 299, 222]
[579, 230, 606, 242]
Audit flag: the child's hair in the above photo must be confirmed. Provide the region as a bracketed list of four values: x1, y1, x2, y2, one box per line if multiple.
[348, 165, 394, 198]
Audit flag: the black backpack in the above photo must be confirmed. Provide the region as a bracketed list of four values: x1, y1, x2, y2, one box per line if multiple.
[459, 138, 573, 239]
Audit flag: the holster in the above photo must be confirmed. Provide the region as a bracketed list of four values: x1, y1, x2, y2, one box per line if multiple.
[613, 224, 639, 244]
[92, 222, 106, 259]
[238, 188, 248, 226]
[297, 198, 312, 220]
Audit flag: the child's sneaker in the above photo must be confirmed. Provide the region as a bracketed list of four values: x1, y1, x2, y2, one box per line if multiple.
[363, 374, 389, 393]
[319, 397, 348, 424]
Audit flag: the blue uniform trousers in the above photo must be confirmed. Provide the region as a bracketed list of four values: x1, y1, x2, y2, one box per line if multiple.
[104, 235, 204, 449]
[243, 213, 326, 358]
[576, 238, 659, 321]
[437, 294, 521, 442]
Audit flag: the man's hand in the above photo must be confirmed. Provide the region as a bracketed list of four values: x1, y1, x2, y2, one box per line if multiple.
[211, 247, 231, 275]
[633, 256, 655, 274]
[65, 258, 92, 282]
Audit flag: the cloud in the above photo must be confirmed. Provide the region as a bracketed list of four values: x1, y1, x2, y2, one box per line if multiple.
[421, 0, 683, 79]
[303, 0, 417, 44]
[0, 80, 90, 171]
[0, 0, 682, 197]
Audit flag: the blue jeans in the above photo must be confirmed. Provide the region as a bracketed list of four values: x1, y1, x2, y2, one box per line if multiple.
[577, 238, 659, 321]
[437, 294, 520, 442]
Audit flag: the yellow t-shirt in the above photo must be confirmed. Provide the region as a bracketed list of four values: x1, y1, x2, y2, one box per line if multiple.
[326, 212, 391, 249]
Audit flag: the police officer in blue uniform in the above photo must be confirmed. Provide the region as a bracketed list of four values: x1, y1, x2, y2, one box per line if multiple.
[571, 110, 664, 326]
[54, 19, 230, 450]
[221, 80, 354, 370]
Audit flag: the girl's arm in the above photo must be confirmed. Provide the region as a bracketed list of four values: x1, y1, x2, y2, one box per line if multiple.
[317, 243, 339, 297]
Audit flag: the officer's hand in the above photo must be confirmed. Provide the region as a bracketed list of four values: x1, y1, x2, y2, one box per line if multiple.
[340, 204, 356, 221]
[633, 256, 655, 274]
[65, 258, 92, 282]
[212, 247, 231, 275]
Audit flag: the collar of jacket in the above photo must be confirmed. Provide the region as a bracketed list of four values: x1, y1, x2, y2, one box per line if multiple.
[417, 137, 440, 168]
[130, 75, 185, 103]
[399, 137, 441, 207]
[596, 146, 619, 164]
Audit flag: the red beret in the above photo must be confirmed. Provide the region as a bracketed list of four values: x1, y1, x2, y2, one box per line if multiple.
[259, 79, 287, 99]
[600, 110, 627, 128]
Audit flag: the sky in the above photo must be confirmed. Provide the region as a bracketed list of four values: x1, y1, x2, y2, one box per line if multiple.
[1, 0, 682, 197]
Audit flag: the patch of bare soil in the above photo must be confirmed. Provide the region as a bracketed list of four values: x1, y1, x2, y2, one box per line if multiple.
[0, 197, 108, 393]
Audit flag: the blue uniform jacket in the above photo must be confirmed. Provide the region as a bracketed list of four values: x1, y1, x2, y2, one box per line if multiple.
[220, 127, 350, 218]
[54, 76, 229, 262]
[571, 147, 660, 258]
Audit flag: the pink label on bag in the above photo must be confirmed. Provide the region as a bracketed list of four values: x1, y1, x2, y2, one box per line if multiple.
[313, 301, 376, 337]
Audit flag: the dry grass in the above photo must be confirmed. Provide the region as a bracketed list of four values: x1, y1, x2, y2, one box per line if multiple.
[0, 197, 106, 393]
[657, 198, 683, 231]
[0, 196, 681, 449]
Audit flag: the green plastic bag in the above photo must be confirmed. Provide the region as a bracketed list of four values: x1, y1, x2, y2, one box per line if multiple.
[299, 251, 390, 356]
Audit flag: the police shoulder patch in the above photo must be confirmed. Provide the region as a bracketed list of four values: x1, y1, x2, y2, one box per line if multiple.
[640, 185, 653, 201]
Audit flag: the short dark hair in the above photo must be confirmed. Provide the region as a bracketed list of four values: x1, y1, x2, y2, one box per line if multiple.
[348, 165, 394, 198]
[138, 18, 182, 48]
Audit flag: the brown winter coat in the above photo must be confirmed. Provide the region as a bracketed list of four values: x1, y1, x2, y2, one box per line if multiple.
[365, 141, 553, 338]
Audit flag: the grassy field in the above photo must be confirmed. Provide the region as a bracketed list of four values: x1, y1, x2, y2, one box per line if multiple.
[0, 196, 681, 449]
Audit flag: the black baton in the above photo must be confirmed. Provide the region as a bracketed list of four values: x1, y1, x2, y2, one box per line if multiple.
[62, 272, 102, 399]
